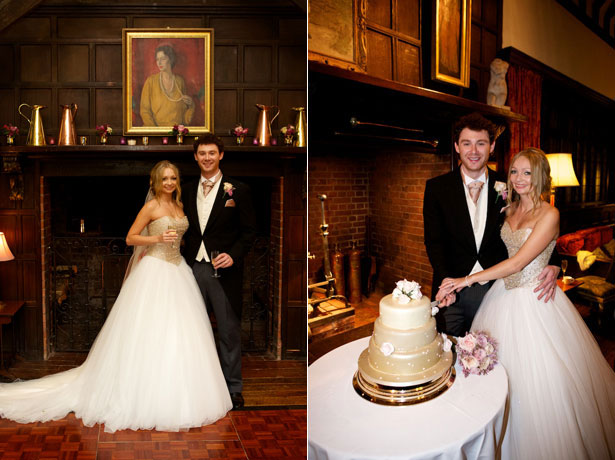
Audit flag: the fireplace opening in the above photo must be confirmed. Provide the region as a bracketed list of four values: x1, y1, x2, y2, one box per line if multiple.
[46, 176, 275, 355]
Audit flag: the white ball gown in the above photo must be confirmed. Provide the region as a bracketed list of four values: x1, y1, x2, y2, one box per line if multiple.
[472, 222, 615, 460]
[0, 216, 232, 432]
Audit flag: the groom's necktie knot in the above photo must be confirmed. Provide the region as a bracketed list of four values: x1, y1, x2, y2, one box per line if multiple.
[203, 180, 214, 197]
[468, 180, 484, 204]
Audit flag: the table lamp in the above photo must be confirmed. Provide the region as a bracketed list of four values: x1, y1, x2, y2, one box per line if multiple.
[0, 232, 15, 310]
[546, 153, 580, 206]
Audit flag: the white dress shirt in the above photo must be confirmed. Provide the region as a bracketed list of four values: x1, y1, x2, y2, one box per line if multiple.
[195, 171, 222, 262]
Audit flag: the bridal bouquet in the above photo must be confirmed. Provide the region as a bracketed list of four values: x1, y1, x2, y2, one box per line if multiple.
[456, 331, 498, 377]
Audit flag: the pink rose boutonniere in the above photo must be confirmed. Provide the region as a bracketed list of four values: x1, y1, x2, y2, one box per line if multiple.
[223, 182, 236, 198]
[456, 331, 498, 377]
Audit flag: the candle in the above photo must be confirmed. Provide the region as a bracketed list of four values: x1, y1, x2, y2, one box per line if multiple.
[253, 138, 258, 145]
[120, 137, 126, 145]
[127, 139, 136, 146]
[271, 138, 277, 145]
[49, 138, 55, 145]
[162, 137, 169, 145]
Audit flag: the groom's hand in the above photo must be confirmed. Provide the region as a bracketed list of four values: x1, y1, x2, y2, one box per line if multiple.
[534, 265, 559, 302]
[213, 252, 234, 269]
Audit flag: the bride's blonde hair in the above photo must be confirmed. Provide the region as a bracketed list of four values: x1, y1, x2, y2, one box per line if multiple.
[506, 147, 551, 210]
[150, 160, 182, 207]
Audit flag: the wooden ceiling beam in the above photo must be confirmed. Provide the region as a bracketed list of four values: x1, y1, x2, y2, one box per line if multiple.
[0, 0, 44, 31]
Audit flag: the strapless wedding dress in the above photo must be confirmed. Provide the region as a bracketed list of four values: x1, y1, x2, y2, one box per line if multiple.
[0, 216, 232, 432]
[472, 222, 615, 459]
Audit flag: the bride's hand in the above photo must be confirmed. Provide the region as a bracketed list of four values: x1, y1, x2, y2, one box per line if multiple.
[160, 230, 178, 244]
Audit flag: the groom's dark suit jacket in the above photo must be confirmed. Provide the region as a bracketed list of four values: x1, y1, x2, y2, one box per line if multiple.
[182, 176, 256, 318]
[423, 167, 509, 298]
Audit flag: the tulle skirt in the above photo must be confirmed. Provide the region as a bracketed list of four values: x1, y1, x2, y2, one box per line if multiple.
[0, 255, 232, 432]
[472, 279, 615, 460]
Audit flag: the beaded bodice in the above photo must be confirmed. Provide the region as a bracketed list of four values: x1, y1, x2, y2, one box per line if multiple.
[501, 221, 556, 290]
[145, 215, 188, 265]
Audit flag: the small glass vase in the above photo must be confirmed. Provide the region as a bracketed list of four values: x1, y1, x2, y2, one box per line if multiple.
[236, 136, 245, 145]
[176, 134, 184, 144]
[99, 135, 107, 144]
[6, 135, 14, 145]
[284, 135, 294, 146]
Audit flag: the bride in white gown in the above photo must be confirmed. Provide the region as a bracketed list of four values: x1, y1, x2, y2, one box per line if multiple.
[0, 160, 232, 433]
[438, 148, 615, 460]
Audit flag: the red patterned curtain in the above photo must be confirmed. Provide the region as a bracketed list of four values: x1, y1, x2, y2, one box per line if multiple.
[506, 64, 542, 171]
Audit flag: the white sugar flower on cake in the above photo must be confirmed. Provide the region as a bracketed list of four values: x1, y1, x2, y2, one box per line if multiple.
[380, 342, 394, 356]
[392, 279, 422, 304]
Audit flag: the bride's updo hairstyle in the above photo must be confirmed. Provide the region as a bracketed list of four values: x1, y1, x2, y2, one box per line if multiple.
[150, 160, 182, 207]
[506, 147, 551, 209]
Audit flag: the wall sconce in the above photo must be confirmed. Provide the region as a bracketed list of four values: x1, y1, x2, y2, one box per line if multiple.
[546, 153, 580, 206]
[0, 232, 15, 309]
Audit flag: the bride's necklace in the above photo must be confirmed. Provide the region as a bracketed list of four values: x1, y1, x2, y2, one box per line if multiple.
[159, 73, 184, 102]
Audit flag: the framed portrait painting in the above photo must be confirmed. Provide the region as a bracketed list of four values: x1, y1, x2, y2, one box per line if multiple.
[122, 28, 213, 135]
[308, 0, 367, 72]
[431, 0, 471, 87]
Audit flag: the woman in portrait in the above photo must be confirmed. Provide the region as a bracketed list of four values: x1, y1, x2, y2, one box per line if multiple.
[0, 161, 232, 432]
[139, 45, 195, 127]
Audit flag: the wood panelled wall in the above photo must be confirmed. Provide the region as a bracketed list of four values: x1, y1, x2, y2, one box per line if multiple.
[0, 2, 306, 360]
[0, 4, 306, 144]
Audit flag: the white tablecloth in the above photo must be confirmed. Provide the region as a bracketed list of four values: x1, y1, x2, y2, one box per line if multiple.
[308, 337, 508, 460]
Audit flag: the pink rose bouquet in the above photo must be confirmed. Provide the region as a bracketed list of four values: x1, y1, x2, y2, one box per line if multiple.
[456, 330, 498, 377]
[95, 123, 112, 136]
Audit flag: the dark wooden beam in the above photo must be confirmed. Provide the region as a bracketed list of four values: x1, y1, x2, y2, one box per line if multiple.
[0, 0, 44, 31]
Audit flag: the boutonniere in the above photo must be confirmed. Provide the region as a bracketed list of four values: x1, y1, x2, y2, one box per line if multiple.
[494, 181, 508, 202]
[223, 182, 236, 198]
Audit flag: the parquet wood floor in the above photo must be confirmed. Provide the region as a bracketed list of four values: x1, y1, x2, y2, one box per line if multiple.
[0, 355, 306, 458]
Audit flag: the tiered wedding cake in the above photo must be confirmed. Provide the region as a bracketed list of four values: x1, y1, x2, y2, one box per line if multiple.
[355, 280, 454, 400]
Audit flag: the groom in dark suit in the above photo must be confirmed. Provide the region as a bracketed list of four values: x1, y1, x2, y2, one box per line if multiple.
[423, 113, 559, 336]
[182, 134, 256, 409]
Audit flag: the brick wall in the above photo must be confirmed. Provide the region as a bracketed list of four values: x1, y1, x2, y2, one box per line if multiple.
[308, 155, 371, 285]
[370, 151, 450, 297]
[309, 150, 451, 299]
[269, 176, 284, 358]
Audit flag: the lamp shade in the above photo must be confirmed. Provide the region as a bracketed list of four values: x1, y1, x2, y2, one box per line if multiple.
[546, 153, 580, 187]
[0, 232, 14, 261]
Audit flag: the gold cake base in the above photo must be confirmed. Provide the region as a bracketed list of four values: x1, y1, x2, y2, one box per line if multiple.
[353, 364, 455, 406]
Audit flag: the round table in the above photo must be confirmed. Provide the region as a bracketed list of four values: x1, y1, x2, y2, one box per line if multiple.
[308, 337, 508, 460]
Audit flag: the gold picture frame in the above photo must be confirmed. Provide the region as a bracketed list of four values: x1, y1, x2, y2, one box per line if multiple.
[308, 0, 367, 72]
[122, 28, 214, 135]
[431, 0, 471, 87]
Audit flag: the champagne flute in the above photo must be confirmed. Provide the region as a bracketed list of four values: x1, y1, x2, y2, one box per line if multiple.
[167, 223, 178, 249]
[211, 250, 220, 278]
[561, 259, 568, 281]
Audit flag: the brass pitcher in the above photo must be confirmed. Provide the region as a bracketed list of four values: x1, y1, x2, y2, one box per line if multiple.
[58, 103, 78, 146]
[18, 103, 47, 146]
[292, 106, 306, 147]
[254, 104, 279, 146]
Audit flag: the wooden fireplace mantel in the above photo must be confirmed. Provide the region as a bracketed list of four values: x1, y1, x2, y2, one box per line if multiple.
[0, 145, 306, 178]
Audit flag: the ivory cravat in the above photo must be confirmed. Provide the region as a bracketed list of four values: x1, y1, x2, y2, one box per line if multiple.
[203, 180, 214, 197]
[468, 180, 484, 204]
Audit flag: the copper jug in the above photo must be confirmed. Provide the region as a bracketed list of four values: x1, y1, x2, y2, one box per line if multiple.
[292, 107, 306, 147]
[18, 103, 47, 146]
[58, 103, 78, 146]
[254, 104, 279, 146]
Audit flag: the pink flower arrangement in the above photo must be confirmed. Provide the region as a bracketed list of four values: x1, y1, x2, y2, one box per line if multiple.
[170, 124, 189, 136]
[2, 124, 19, 136]
[232, 124, 248, 137]
[223, 182, 235, 197]
[456, 331, 498, 377]
[280, 124, 296, 137]
[95, 124, 112, 136]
